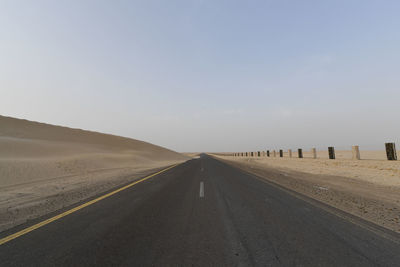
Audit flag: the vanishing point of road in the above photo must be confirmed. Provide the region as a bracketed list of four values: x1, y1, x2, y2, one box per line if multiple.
[1, 154, 400, 266]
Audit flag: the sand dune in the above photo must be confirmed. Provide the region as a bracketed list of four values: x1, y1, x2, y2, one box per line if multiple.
[0, 115, 188, 231]
[0, 115, 187, 186]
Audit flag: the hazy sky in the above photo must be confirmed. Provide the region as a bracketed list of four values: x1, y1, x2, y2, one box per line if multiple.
[1, 1, 399, 152]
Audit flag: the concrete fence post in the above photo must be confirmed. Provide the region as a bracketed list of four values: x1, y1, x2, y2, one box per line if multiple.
[352, 146, 360, 160]
[328, 147, 335, 159]
[385, 143, 397, 160]
[262, 151, 266, 157]
[298, 149, 303, 158]
[267, 150, 270, 157]
[288, 149, 292, 158]
[311, 148, 317, 159]
[273, 150, 276, 157]
[279, 150, 283, 157]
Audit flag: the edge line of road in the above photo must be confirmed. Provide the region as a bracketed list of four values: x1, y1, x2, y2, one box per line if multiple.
[0, 163, 181, 246]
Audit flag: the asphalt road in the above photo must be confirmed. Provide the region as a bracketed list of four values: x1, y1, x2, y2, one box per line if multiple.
[1, 154, 400, 266]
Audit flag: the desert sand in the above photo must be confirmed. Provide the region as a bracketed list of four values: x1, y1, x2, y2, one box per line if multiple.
[0, 115, 188, 231]
[182, 153, 201, 158]
[226, 150, 400, 186]
[214, 153, 400, 233]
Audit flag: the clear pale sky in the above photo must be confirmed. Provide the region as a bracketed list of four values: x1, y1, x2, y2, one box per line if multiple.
[1, 1, 399, 152]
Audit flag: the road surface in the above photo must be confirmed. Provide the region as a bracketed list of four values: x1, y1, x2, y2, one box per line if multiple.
[1, 154, 400, 266]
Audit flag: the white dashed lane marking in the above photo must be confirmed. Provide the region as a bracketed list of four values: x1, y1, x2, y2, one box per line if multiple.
[199, 181, 204, 198]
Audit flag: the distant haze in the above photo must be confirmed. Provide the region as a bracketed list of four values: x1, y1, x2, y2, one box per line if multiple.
[1, 1, 399, 152]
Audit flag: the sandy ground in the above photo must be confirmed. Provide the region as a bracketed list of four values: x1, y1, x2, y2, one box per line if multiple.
[220, 150, 400, 186]
[182, 152, 201, 158]
[0, 115, 188, 232]
[213, 153, 400, 233]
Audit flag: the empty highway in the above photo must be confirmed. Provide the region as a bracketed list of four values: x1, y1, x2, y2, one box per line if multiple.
[1, 154, 400, 266]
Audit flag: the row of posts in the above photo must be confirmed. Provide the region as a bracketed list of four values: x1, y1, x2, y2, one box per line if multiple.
[232, 143, 397, 161]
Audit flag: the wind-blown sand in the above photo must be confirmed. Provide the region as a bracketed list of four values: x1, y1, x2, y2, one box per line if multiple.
[214, 153, 400, 233]
[0, 115, 188, 231]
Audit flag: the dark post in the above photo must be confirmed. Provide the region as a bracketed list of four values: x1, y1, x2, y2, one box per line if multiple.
[385, 143, 397, 160]
[258, 151, 261, 157]
[279, 150, 283, 157]
[267, 150, 270, 157]
[328, 147, 335, 159]
[298, 149, 303, 158]
[251, 152, 253, 157]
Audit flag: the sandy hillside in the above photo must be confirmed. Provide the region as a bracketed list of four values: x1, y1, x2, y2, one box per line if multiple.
[0, 115, 188, 231]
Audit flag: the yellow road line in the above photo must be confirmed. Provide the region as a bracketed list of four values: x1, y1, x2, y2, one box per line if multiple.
[0, 164, 180, 246]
